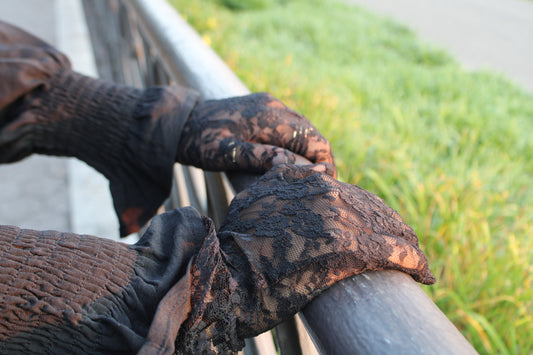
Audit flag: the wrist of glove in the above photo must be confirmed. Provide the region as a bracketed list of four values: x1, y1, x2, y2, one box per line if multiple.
[164, 164, 435, 354]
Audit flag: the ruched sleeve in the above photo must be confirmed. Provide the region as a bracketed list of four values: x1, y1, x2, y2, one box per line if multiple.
[0, 21, 199, 236]
[0, 208, 209, 354]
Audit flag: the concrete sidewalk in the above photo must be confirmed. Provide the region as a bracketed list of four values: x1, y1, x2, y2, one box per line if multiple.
[345, 0, 533, 93]
[0, 0, 119, 239]
[0, 0, 70, 232]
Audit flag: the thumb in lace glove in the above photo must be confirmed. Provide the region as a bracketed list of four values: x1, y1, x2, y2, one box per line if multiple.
[157, 163, 434, 354]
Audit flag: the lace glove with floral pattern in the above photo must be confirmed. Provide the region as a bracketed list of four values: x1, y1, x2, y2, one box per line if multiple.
[176, 93, 337, 177]
[167, 163, 434, 354]
[0, 162, 434, 354]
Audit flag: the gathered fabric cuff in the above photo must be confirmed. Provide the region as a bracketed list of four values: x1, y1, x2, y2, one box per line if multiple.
[32, 70, 199, 236]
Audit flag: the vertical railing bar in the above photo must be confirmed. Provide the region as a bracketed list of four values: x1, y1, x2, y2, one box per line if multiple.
[140, 32, 156, 86]
[203, 172, 231, 230]
[273, 318, 303, 355]
[181, 165, 209, 215]
[107, 0, 126, 84]
[184, 166, 209, 214]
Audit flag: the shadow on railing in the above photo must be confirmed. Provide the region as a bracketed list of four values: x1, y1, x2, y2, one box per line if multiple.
[82, 0, 478, 354]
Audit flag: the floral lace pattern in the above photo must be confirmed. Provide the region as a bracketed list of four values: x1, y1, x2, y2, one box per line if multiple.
[177, 93, 337, 177]
[175, 164, 434, 353]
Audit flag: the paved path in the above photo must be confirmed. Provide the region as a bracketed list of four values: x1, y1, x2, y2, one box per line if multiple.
[0, 0, 119, 239]
[0, 0, 71, 232]
[345, 0, 533, 93]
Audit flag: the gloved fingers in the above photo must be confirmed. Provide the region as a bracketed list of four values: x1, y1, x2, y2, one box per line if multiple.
[209, 147, 337, 186]
[238, 162, 335, 187]
[282, 127, 336, 178]
[374, 234, 436, 285]
[180, 92, 337, 177]
[217, 140, 300, 173]
[288, 162, 338, 180]
[220, 143, 335, 177]
[250, 112, 337, 178]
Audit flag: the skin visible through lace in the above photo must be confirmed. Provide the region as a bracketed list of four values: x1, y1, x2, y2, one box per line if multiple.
[177, 93, 336, 177]
[176, 164, 435, 354]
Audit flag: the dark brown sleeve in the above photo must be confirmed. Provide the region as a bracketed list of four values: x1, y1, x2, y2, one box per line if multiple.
[0, 21, 199, 236]
[0, 207, 209, 354]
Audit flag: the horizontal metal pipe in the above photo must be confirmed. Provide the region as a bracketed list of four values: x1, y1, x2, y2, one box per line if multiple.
[301, 270, 476, 354]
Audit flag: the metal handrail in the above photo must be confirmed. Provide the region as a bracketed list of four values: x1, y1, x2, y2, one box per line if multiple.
[82, 0, 477, 353]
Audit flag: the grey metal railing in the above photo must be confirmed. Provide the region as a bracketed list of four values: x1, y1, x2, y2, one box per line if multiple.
[82, 0, 477, 354]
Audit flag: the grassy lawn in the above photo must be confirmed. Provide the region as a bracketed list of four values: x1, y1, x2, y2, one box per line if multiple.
[170, 0, 533, 353]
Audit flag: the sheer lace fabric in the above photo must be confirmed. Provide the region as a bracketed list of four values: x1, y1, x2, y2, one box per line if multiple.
[177, 93, 336, 177]
[173, 164, 435, 354]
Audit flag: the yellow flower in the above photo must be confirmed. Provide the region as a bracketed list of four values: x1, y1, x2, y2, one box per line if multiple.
[206, 17, 217, 29]
[202, 34, 212, 46]
[284, 53, 293, 66]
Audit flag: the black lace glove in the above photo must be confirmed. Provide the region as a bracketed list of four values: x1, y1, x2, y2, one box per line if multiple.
[165, 164, 434, 354]
[0, 164, 434, 354]
[177, 93, 337, 177]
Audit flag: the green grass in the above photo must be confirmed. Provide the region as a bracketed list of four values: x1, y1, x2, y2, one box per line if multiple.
[170, 0, 533, 353]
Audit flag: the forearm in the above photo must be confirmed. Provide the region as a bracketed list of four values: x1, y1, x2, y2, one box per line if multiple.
[1, 21, 199, 235]
[18, 70, 198, 235]
[0, 207, 209, 354]
[16, 70, 197, 171]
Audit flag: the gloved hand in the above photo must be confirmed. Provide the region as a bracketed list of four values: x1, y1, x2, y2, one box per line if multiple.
[177, 93, 337, 177]
[161, 163, 434, 354]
